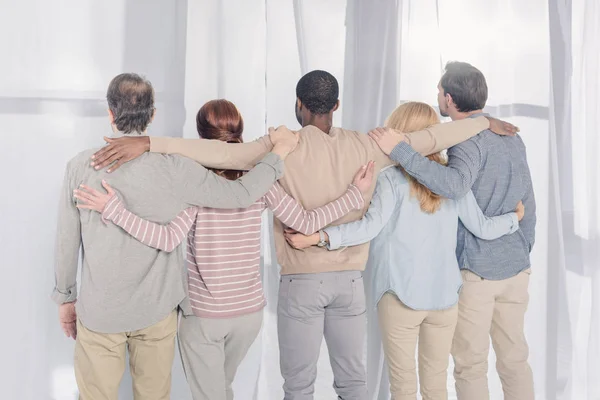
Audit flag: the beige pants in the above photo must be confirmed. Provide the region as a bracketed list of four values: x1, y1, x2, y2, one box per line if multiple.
[452, 269, 534, 400]
[74, 310, 177, 400]
[378, 293, 458, 400]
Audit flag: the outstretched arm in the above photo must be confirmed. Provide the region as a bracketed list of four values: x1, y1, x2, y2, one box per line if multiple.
[389, 140, 482, 199]
[267, 162, 373, 235]
[74, 182, 197, 253]
[89, 126, 299, 172]
[284, 171, 397, 250]
[103, 197, 196, 253]
[457, 191, 522, 240]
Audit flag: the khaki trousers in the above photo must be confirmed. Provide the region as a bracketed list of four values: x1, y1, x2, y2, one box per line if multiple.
[74, 310, 177, 400]
[452, 269, 534, 400]
[377, 293, 458, 400]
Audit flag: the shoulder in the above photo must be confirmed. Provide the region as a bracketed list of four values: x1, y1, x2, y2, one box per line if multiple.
[64, 148, 101, 176]
[379, 166, 408, 187]
[448, 132, 485, 156]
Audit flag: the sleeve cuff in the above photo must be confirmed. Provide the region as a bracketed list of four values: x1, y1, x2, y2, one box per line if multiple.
[101, 194, 124, 224]
[389, 141, 418, 165]
[324, 227, 343, 251]
[149, 136, 169, 153]
[51, 286, 77, 305]
[259, 153, 285, 179]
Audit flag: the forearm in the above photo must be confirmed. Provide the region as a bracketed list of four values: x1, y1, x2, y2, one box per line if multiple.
[103, 196, 195, 252]
[150, 135, 273, 170]
[52, 239, 80, 304]
[52, 171, 81, 304]
[183, 152, 284, 209]
[275, 185, 364, 235]
[390, 143, 472, 199]
[403, 117, 489, 156]
[325, 219, 381, 250]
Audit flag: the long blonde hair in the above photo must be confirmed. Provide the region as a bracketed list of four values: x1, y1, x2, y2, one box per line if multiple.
[385, 102, 446, 213]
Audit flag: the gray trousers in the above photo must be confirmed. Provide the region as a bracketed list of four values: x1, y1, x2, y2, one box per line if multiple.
[178, 311, 263, 400]
[277, 270, 368, 400]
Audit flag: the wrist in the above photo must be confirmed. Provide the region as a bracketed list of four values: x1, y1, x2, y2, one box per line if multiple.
[272, 144, 291, 160]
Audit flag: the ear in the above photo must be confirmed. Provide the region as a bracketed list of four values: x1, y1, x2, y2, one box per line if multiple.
[296, 98, 302, 109]
[107, 109, 115, 124]
[150, 108, 156, 123]
[332, 100, 340, 112]
[445, 93, 454, 108]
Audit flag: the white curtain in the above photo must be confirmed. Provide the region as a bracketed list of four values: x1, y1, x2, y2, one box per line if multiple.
[0, 0, 598, 399]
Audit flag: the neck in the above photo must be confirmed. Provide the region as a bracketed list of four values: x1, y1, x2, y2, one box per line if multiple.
[111, 124, 146, 135]
[304, 114, 332, 133]
[449, 109, 483, 121]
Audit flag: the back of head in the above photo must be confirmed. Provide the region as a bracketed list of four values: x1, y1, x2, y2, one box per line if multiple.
[385, 102, 446, 213]
[296, 70, 339, 115]
[440, 61, 488, 112]
[107, 73, 155, 134]
[196, 99, 244, 180]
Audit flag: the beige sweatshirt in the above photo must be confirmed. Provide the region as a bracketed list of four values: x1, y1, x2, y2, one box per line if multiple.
[150, 118, 490, 275]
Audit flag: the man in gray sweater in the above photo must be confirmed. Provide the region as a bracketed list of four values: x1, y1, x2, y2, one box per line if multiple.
[52, 73, 296, 400]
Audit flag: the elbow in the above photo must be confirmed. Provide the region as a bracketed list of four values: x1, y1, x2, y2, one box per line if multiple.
[445, 186, 470, 200]
[478, 232, 497, 241]
[238, 198, 256, 209]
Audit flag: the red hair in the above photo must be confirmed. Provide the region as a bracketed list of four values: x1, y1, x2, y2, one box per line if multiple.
[196, 99, 244, 180]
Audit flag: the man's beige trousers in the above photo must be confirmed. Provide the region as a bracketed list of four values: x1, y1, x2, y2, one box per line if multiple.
[452, 269, 534, 400]
[74, 310, 177, 400]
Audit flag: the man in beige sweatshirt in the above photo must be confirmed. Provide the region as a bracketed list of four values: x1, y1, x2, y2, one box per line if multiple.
[91, 70, 515, 400]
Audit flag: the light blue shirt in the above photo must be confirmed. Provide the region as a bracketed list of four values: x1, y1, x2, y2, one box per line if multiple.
[325, 166, 519, 311]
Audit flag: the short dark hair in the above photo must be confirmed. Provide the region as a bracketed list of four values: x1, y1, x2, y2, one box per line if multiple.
[296, 70, 339, 114]
[440, 62, 488, 112]
[107, 73, 155, 133]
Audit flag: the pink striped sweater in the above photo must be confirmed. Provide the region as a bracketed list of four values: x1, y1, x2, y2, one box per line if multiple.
[101, 182, 364, 318]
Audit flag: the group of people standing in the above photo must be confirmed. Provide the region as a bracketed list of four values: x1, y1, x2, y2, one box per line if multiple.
[53, 61, 536, 400]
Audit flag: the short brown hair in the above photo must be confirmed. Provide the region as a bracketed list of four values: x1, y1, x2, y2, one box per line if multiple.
[196, 99, 244, 180]
[107, 73, 155, 133]
[440, 61, 488, 112]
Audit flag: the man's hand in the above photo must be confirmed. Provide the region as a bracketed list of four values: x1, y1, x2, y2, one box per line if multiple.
[487, 117, 519, 136]
[90, 136, 151, 173]
[515, 200, 525, 221]
[284, 228, 321, 249]
[352, 161, 375, 195]
[368, 127, 406, 155]
[59, 302, 77, 340]
[269, 126, 299, 160]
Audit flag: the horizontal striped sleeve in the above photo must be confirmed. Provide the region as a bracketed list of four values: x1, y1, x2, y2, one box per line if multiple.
[265, 182, 365, 235]
[102, 195, 197, 252]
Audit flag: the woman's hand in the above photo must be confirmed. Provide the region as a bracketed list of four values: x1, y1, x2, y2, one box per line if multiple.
[74, 180, 115, 213]
[284, 228, 321, 250]
[352, 161, 375, 195]
[368, 127, 406, 155]
[515, 200, 525, 221]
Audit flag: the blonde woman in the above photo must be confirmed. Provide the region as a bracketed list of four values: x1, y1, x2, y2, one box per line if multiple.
[284, 102, 524, 400]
